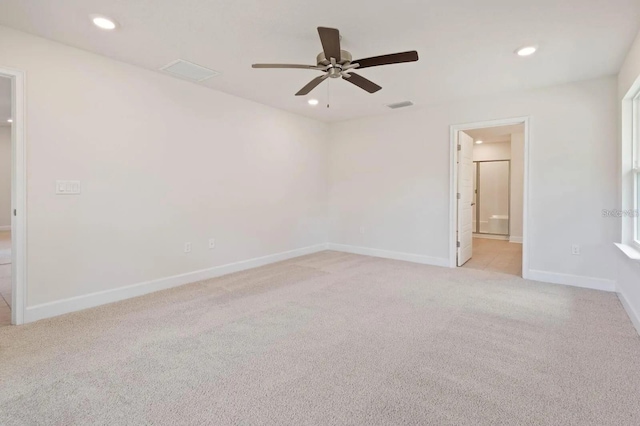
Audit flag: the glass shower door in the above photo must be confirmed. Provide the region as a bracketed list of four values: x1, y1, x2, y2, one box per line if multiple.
[476, 160, 510, 235]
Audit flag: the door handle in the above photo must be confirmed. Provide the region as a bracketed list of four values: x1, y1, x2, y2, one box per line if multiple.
[471, 203, 476, 206]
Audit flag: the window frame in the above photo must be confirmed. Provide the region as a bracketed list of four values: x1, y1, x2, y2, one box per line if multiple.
[632, 93, 640, 251]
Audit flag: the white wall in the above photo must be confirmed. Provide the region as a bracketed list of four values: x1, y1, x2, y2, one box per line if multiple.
[0, 26, 329, 309]
[472, 141, 510, 161]
[328, 77, 618, 285]
[616, 29, 640, 334]
[619, 30, 640, 100]
[0, 126, 10, 228]
[510, 133, 525, 241]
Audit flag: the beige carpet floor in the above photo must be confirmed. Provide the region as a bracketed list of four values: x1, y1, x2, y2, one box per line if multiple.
[1, 251, 639, 425]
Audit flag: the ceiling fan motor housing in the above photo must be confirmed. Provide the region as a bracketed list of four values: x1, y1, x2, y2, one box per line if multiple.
[317, 50, 353, 78]
[317, 50, 352, 66]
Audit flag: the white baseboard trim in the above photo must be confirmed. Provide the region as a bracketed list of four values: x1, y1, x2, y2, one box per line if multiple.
[327, 243, 450, 268]
[617, 290, 640, 337]
[24, 243, 329, 323]
[0, 225, 10, 231]
[473, 234, 508, 241]
[528, 269, 616, 292]
[509, 236, 523, 243]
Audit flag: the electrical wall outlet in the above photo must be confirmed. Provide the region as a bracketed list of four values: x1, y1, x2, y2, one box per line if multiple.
[56, 180, 81, 195]
[208, 238, 215, 249]
[184, 242, 192, 253]
[571, 244, 580, 255]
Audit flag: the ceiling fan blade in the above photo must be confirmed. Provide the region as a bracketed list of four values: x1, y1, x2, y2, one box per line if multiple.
[317, 27, 341, 61]
[295, 74, 329, 96]
[342, 72, 382, 93]
[352, 51, 419, 69]
[252, 64, 322, 70]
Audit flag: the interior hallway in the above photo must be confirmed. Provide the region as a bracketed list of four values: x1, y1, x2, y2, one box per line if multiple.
[462, 237, 523, 276]
[0, 230, 11, 326]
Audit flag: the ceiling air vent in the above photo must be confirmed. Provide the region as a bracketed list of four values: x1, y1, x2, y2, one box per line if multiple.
[160, 59, 220, 82]
[386, 101, 414, 109]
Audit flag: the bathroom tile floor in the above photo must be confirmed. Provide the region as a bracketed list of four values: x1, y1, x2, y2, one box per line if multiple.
[0, 231, 11, 327]
[461, 237, 522, 276]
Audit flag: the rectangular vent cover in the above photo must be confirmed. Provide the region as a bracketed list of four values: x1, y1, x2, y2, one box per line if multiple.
[386, 101, 414, 109]
[160, 59, 220, 82]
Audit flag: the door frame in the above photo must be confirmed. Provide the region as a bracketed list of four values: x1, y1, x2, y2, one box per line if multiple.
[0, 66, 27, 325]
[449, 116, 530, 279]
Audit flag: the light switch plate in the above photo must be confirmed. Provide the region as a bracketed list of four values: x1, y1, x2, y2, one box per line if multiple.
[56, 180, 81, 195]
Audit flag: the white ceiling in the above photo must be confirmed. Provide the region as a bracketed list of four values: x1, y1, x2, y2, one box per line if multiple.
[0, 0, 638, 122]
[465, 124, 525, 144]
[0, 77, 11, 127]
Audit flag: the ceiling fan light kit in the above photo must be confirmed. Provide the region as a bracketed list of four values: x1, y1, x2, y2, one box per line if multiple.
[252, 27, 419, 96]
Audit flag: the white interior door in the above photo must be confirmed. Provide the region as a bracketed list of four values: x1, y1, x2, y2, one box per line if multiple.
[457, 131, 474, 266]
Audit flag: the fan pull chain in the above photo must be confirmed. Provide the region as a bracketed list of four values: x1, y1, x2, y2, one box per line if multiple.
[326, 78, 330, 108]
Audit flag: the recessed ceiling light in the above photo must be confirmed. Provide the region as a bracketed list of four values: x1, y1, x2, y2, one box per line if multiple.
[516, 46, 537, 57]
[91, 15, 118, 30]
[475, 140, 483, 144]
[308, 99, 319, 106]
[6, 119, 12, 123]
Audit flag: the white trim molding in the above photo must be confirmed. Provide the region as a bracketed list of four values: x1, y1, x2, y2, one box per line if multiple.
[527, 270, 616, 292]
[0, 66, 27, 325]
[617, 291, 640, 337]
[509, 236, 523, 243]
[24, 243, 328, 323]
[615, 242, 640, 261]
[328, 243, 450, 268]
[449, 116, 531, 279]
[0, 225, 11, 231]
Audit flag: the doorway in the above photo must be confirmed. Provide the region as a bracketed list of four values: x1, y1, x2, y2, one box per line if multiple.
[0, 76, 11, 325]
[450, 118, 529, 278]
[0, 66, 26, 326]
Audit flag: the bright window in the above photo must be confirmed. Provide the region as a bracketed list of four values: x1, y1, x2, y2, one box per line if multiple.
[636, 173, 640, 242]
[633, 94, 640, 246]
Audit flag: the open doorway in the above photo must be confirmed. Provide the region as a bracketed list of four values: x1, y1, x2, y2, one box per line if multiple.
[0, 66, 25, 326]
[451, 119, 528, 277]
[0, 76, 11, 325]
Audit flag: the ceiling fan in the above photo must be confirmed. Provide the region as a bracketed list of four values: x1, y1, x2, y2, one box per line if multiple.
[252, 27, 419, 96]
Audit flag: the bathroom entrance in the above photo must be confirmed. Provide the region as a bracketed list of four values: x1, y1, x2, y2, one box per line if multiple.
[473, 160, 510, 237]
[453, 121, 526, 276]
